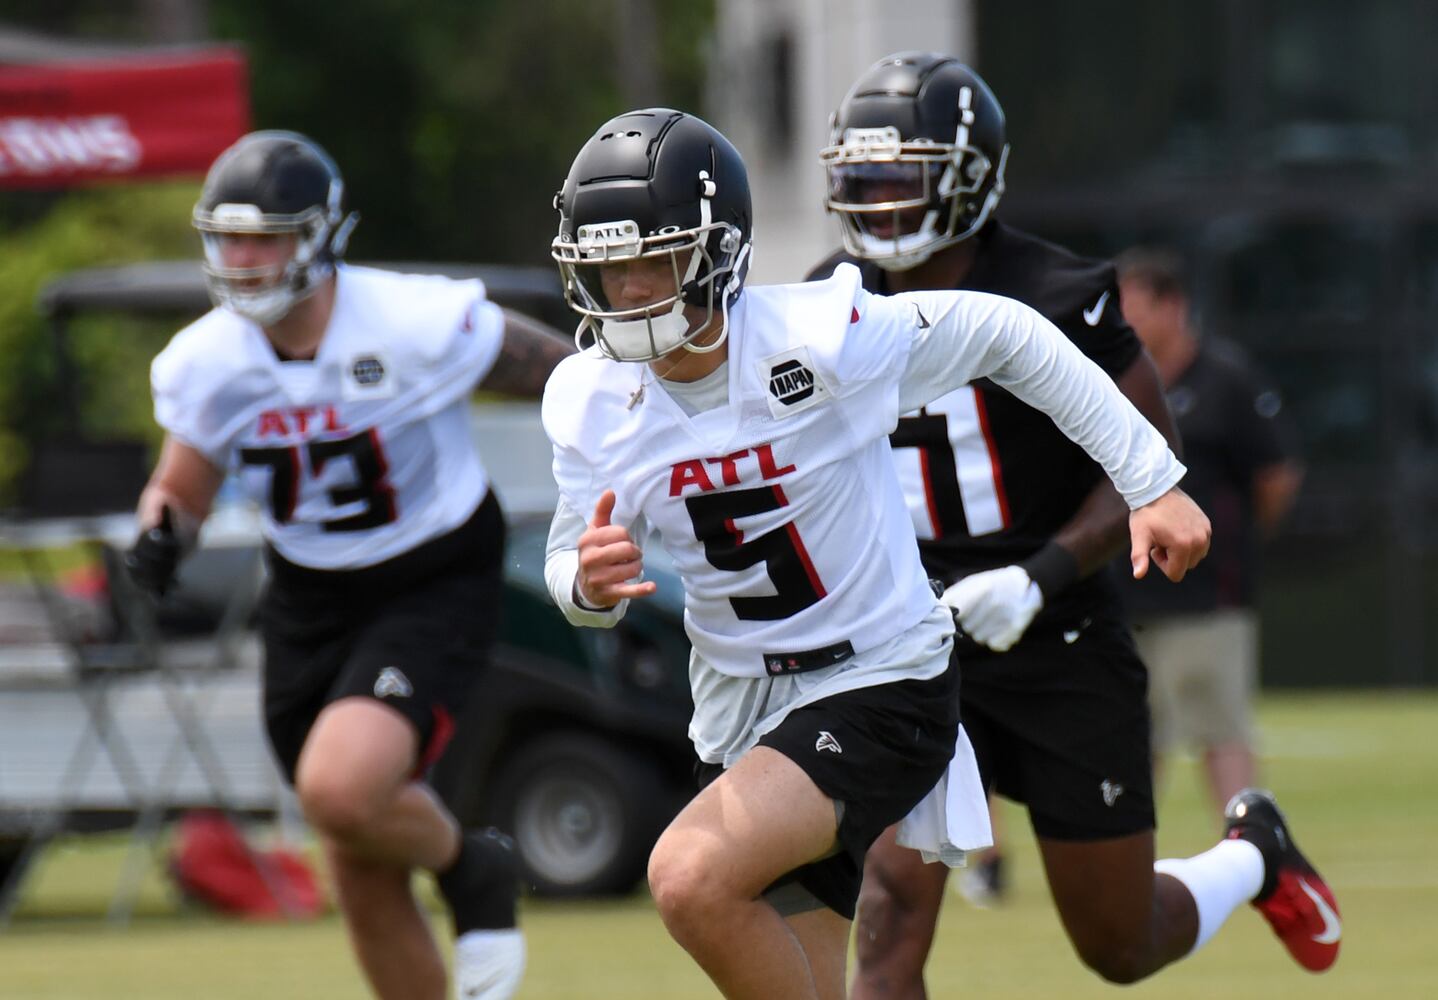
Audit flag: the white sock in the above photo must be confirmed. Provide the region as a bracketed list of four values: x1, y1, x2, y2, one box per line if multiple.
[1154, 838, 1265, 954]
[454, 927, 525, 1000]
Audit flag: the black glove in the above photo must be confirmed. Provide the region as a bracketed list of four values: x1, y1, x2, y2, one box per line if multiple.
[124, 507, 184, 598]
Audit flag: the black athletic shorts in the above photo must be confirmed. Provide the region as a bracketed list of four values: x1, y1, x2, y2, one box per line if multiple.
[958, 612, 1155, 840]
[259, 491, 505, 784]
[695, 661, 959, 920]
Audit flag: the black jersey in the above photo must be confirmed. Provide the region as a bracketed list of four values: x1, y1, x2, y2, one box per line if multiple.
[808, 222, 1142, 626]
[1118, 338, 1292, 616]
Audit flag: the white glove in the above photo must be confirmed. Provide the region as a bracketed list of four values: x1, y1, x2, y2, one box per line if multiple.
[940, 565, 1044, 652]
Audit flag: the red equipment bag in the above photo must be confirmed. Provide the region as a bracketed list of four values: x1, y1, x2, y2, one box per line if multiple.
[169, 810, 324, 920]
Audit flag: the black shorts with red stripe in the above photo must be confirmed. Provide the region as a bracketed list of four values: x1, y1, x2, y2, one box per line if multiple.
[259, 491, 505, 783]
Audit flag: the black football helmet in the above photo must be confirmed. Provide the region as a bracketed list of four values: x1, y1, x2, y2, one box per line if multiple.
[192, 130, 358, 324]
[821, 52, 1008, 270]
[552, 109, 752, 362]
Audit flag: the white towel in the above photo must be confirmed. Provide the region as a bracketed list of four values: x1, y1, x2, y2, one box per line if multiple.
[895, 724, 993, 867]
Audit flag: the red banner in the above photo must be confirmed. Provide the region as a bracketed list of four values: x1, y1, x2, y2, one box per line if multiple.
[0, 48, 249, 189]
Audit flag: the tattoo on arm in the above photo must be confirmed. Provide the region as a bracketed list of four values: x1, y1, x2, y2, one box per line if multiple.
[478, 310, 577, 397]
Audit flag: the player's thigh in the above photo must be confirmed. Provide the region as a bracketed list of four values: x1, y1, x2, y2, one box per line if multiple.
[655, 746, 840, 900]
[861, 823, 948, 916]
[857, 823, 949, 897]
[295, 696, 422, 808]
[854, 823, 949, 965]
[1037, 829, 1159, 949]
[759, 663, 959, 919]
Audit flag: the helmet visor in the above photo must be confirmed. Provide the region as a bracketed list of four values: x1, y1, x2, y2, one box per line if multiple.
[192, 198, 350, 324]
[567, 250, 689, 316]
[193, 202, 324, 236]
[554, 220, 714, 320]
[827, 160, 930, 211]
[553, 218, 745, 361]
[194, 203, 328, 286]
[821, 126, 1002, 268]
[198, 231, 300, 289]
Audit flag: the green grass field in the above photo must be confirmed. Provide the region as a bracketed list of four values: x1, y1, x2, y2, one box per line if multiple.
[2, 691, 1433, 999]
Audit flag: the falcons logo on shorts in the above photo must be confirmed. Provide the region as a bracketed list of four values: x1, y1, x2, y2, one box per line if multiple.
[815, 731, 843, 754]
[1101, 779, 1125, 807]
[373, 666, 413, 700]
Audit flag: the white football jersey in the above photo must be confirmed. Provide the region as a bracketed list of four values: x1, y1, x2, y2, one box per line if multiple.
[543, 264, 1184, 679]
[152, 265, 505, 569]
[545, 265, 938, 678]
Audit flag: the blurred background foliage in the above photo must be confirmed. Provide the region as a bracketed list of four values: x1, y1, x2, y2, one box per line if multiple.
[209, 0, 713, 264]
[0, 183, 199, 495]
[0, 0, 716, 499]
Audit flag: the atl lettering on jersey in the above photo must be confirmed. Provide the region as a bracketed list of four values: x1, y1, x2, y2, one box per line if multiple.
[255, 405, 348, 438]
[668, 443, 796, 496]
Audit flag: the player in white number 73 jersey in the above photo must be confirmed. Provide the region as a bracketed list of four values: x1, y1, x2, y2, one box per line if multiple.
[540, 109, 1209, 1000]
[124, 131, 574, 1000]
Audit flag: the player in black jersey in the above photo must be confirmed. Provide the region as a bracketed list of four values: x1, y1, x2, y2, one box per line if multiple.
[809, 53, 1342, 993]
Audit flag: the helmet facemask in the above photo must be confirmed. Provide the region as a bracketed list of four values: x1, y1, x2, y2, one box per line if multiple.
[193, 182, 357, 326]
[821, 124, 1007, 271]
[553, 204, 747, 363]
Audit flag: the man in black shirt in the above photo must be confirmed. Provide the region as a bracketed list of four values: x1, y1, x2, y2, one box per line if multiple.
[1116, 247, 1304, 818]
[809, 52, 1340, 993]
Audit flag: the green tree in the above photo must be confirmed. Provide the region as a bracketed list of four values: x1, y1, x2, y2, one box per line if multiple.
[0, 183, 200, 497]
[209, 0, 715, 265]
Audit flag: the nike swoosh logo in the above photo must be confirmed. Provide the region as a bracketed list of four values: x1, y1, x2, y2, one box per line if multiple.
[913, 304, 931, 329]
[1082, 290, 1110, 327]
[1062, 618, 1090, 644]
[1297, 878, 1341, 945]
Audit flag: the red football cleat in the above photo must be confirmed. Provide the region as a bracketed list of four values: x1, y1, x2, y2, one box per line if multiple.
[1224, 789, 1341, 972]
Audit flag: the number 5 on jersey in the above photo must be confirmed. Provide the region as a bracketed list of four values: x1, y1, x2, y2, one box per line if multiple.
[685, 484, 826, 621]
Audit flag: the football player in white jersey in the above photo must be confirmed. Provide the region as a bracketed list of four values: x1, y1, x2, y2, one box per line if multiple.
[540, 109, 1209, 1000]
[123, 131, 573, 1000]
